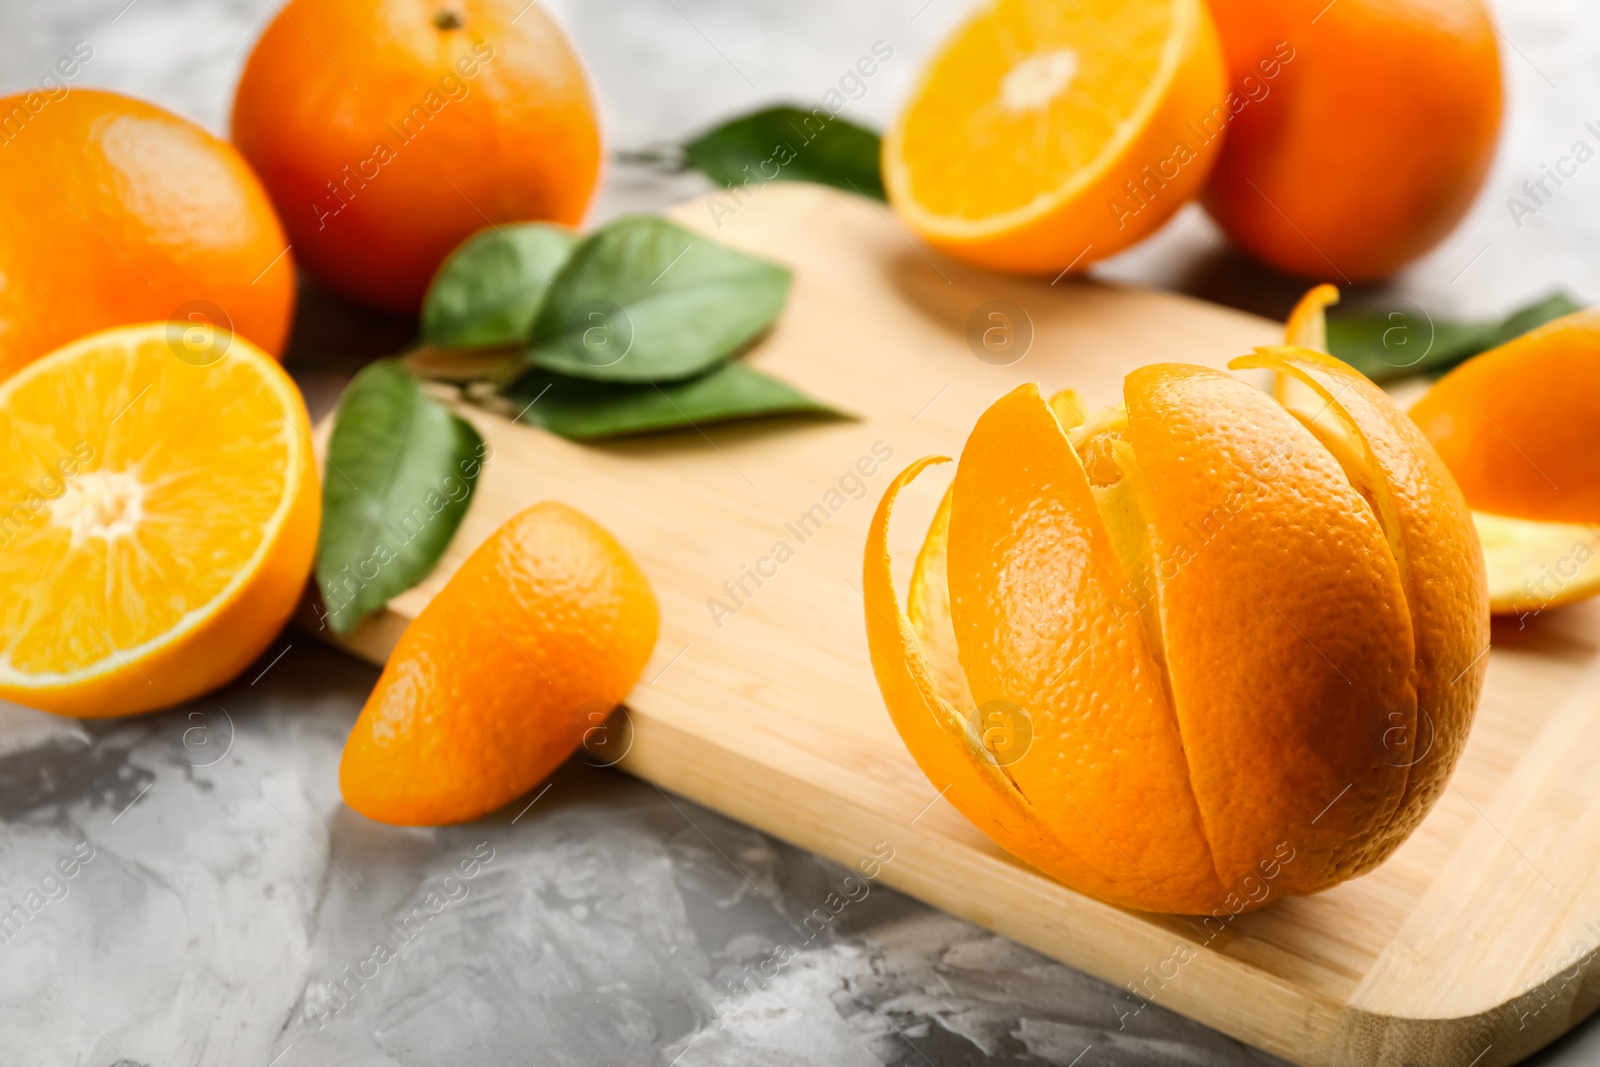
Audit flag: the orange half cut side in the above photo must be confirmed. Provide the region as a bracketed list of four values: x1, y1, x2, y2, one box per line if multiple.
[0, 323, 318, 716]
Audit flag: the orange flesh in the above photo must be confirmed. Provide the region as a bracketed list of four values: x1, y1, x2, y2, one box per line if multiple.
[897, 0, 1169, 221]
[0, 337, 290, 674]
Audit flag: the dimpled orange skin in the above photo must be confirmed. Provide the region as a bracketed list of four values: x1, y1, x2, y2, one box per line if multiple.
[865, 355, 1487, 914]
[1202, 0, 1502, 280]
[232, 0, 600, 313]
[340, 503, 659, 826]
[0, 89, 295, 381]
[1410, 311, 1600, 525]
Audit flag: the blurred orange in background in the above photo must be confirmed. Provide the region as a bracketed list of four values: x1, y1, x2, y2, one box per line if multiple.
[232, 0, 602, 314]
[1203, 0, 1503, 280]
[0, 88, 295, 381]
[883, 0, 1227, 274]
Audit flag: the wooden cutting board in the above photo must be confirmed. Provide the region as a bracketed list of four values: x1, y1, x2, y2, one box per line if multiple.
[320, 183, 1600, 1066]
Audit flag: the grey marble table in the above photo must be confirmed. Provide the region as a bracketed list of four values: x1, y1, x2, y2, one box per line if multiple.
[2, 0, 1599, 1064]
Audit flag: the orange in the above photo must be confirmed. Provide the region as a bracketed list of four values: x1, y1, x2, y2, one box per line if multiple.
[865, 352, 1486, 913]
[0, 323, 319, 717]
[1411, 311, 1600, 525]
[1287, 286, 1600, 614]
[340, 502, 659, 826]
[1202, 0, 1502, 280]
[883, 0, 1226, 273]
[232, 0, 601, 313]
[1409, 309, 1600, 613]
[0, 89, 295, 381]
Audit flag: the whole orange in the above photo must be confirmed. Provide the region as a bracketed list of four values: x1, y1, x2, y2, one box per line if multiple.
[231, 0, 601, 313]
[1202, 0, 1502, 281]
[0, 89, 294, 381]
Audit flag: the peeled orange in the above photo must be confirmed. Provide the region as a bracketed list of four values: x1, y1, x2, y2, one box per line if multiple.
[883, 0, 1227, 273]
[0, 323, 319, 717]
[865, 351, 1486, 913]
[340, 502, 659, 826]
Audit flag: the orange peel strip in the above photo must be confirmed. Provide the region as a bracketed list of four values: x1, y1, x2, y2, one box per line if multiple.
[944, 384, 1224, 909]
[865, 455, 1109, 891]
[1233, 345, 1488, 848]
[1123, 361, 1417, 893]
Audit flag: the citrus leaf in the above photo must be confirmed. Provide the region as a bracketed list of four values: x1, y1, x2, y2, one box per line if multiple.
[506, 361, 844, 440]
[317, 361, 486, 634]
[420, 224, 577, 349]
[683, 105, 886, 200]
[1326, 292, 1582, 384]
[527, 216, 791, 383]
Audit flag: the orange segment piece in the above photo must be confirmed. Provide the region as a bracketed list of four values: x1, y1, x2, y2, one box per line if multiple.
[944, 384, 1221, 908]
[1473, 514, 1600, 614]
[884, 0, 1227, 272]
[1410, 313, 1600, 613]
[340, 502, 659, 826]
[0, 323, 318, 717]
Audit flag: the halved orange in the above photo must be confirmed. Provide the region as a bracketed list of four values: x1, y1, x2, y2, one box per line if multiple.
[0, 323, 319, 716]
[1411, 314, 1600, 613]
[883, 0, 1227, 273]
[1410, 310, 1600, 525]
[1287, 288, 1600, 615]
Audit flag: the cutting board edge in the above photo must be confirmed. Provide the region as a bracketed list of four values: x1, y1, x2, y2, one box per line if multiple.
[298, 183, 1600, 1066]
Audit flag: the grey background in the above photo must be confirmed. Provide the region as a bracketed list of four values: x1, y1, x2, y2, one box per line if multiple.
[1, 0, 1597, 1064]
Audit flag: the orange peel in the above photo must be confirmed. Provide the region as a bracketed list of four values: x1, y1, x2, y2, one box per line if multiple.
[864, 350, 1486, 914]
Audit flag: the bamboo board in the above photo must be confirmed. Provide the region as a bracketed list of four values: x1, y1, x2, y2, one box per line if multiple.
[322, 183, 1600, 1066]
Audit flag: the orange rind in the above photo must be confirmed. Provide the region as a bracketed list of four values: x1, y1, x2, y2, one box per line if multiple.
[864, 346, 1486, 914]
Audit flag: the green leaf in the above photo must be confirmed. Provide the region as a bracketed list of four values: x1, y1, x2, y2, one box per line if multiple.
[527, 215, 791, 383]
[1325, 292, 1583, 384]
[1492, 292, 1584, 342]
[317, 361, 486, 634]
[506, 361, 844, 440]
[420, 224, 577, 349]
[683, 105, 886, 200]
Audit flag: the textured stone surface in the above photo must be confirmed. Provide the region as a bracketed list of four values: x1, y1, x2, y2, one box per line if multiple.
[0, 645, 1286, 1066]
[0, 0, 1595, 1063]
